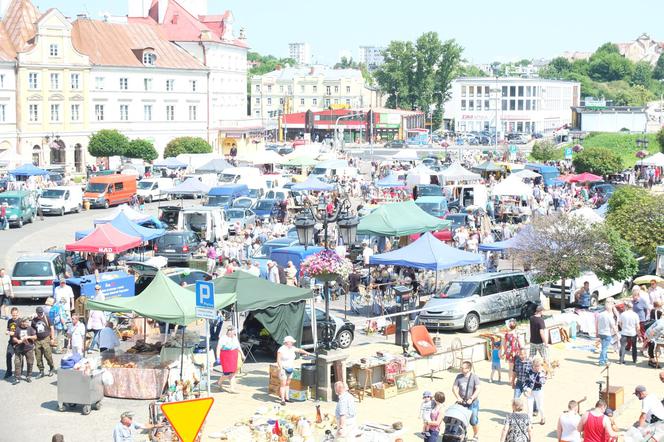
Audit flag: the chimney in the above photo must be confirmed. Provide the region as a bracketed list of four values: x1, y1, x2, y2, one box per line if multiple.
[76, 13, 88, 20]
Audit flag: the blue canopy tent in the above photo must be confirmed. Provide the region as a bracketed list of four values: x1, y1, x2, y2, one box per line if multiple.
[369, 232, 483, 270]
[291, 176, 334, 192]
[375, 173, 406, 188]
[478, 237, 520, 252]
[153, 157, 187, 168]
[75, 212, 165, 241]
[10, 164, 49, 177]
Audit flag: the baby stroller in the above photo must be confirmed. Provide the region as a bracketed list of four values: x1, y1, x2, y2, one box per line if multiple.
[441, 403, 471, 442]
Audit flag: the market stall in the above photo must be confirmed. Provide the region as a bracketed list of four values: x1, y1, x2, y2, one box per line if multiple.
[194, 158, 232, 173]
[66, 224, 141, 254]
[439, 162, 481, 184]
[164, 177, 211, 198]
[75, 212, 165, 241]
[291, 176, 335, 192]
[491, 176, 533, 222]
[357, 201, 451, 237]
[93, 204, 153, 225]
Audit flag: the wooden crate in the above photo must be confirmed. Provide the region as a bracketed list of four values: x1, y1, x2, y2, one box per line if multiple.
[601, 386, 624, 411]
[371, 385, 398, 399]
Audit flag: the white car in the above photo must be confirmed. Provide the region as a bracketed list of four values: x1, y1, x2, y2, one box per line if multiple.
[543, 271, 626, 307]
[38, 186, 83, 216]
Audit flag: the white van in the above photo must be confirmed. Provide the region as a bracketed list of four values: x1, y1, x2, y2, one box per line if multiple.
[38, 185, 83, 216]
[309, 160, 358, 179]
[543, 271, 626, 308]
[178, 207, 229, 242]
[137, 178, 175, 203]
[219, 167, 261, 184]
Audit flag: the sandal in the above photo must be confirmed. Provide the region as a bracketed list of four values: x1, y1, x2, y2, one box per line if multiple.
[539, 419, 546, 425]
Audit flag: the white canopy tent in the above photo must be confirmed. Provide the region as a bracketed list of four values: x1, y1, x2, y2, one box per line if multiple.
[569, 207, 604, 224]
[391, 149, 419, 162]
[513, 169, 541, 180]
[439, 162, 481, 183]
[492, 176, 533, 197]
[640, 152, 664, 167]
[406, 164, 438, 186]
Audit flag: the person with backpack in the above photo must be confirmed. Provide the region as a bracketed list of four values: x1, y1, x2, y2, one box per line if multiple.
[49, 297, 71, 354]
[452, 360, 480, 441]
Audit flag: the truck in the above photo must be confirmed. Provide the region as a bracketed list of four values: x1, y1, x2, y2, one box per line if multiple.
[444, 184, 488, 213]
[177, 206, 229, 242]
[136, 178, 175, 203]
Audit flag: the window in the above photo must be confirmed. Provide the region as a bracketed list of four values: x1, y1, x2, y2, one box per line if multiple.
[476, 100, 481, 110]
[526, 86, 532, 97]
[461, 85, 467, 97]
[313, 85, 317, 93]
[49, 44, 58, 57]
[0, 104, 5, 122]
[484, 86, 490, 97]
[501, 86, 508, 97]
[345, 98, 351, 105]
[50, 73, 59, 90]
[279, 98, 284, 105]
[461, 100, 466, 111]
[517, 100, 524, 110]
[509, 100, 516, 111]
[50, 104, 60, 122]
[190, 80, 197, 92]
[525, 100, 531, 111]
[346, 86, 351, 94]
[0, 74, 4, 88]
[496, 276, 515, 292]
[518, 86, 524, 97]
[513, 274, 530, 289]
[95, 77, 105, 90]
[255, 84, 260, 92]
[114, 182, 124, 191]
[482, 279, 498, 296]
[28, 104, 42, 122]
[70, 104, 80, 121]
[28, 72, 39, 89]
[312, 98, 317, 106]
[334, 98, 339, 104]
[300, 98, 305, 105]
[484, 100, 490, 110]
[324, 98, 330, 107]
[468, 100, 474, 111]
[300, 85, 304, 93]
[469, 86, 474, 97]
[143, 78, 152, 91]
[326, 86, 331, 95]
[334, 86, 339, 93]
[70, 73, 79, 89]
[143, 105, 152, 121]
[502, 100, 508, 111]
[509, 86, 516, 96]
[166, 105, 175, 121]
[119, 78, 128, 90]
[142, 52, 156, 66]
[267, 85, 272, 93]
[95, 104, 104, 121]
[279, 85, 283, 93]
[119, 104, 128, 121]
[188, 105, 197, 120]
[266, 97, 272, 105]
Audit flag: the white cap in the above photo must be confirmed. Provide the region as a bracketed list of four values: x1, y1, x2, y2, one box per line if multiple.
[283, 335, 296, 344]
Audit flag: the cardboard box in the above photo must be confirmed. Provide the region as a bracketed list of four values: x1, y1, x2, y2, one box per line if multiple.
[269, 364, 301, 380]
[289, 389, 308, 402]
[371, 385, 398, 399]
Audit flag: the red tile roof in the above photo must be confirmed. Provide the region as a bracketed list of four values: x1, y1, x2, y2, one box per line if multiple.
[0, 23, 18, 61]
[1, 0, 40, 53]
[71, 19, 204, 69]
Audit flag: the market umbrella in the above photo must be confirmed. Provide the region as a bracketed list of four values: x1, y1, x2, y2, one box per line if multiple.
[251, 150, 286, 165]
[472, 160, 503, 174]
[569, 207, 604, 224]
[640, 152, 664, 167]
[375, 172, 406, 188]
[65, 224, 141, 253]
[391, 149, 418, 162]
[284, 156, 318, 168]
[439, 162, 481, 183]
[633, 275, 664, 286]
[358, 201, 451, 236]
[9, 163, 49, 177]
[492, 176, 533, 197]
[570, 172, 603, 183]
[512, 169, 540, 179]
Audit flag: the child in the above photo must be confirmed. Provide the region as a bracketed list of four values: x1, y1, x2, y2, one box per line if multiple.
[419, 390, 435, 438]
[490, 340, 502, 383]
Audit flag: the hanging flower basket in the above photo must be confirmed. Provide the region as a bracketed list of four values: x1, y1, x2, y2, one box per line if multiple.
[301, 249, 353, 282]
[636, 150, 648, 159]
[572, 144, 584, 153]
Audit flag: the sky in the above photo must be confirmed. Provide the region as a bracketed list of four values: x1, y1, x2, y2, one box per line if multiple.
[44, 0, 664, 65]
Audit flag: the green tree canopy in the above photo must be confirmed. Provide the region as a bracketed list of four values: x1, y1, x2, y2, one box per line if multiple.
[164, 137, 212, 158]
[654, 54, 664, 80]
[88, 129, 129, 158]
[125, 139, 158, 162]
[606, 188, 664, 260]
[334, 57, 358, 69]
[572, 146, 623, 176]
[530, 141, 560, 162]
[657, 127, 664, 154]
[630, 61, 653, 88]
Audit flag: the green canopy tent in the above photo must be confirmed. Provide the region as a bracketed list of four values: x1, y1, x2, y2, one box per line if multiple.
[205, 272, 314, 346]
[471, 160, 504, 177]
[357, 200, 451, 237]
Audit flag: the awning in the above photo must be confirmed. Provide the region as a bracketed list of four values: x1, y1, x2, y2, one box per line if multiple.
[358, 201, 451, 236]
[65, 224, 141, 253]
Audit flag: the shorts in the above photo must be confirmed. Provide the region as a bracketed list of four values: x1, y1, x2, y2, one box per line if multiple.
[491, 361, 501, 370]
[469, 400, 479, 426]
[278, 368, 293, 381]
[223, 371, 235, 376]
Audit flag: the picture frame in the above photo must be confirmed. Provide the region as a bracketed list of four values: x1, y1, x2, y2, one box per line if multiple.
[394, 371, 417, 393]
[549, 328, 562, 345]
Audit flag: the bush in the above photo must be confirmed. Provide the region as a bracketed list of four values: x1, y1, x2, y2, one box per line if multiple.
[125, 139, 158, 162]
[530, 140, 560, 162]
[164, 137, 212, 158]
[88, 130, 129, 158]
[657, 127, 664, 153]
[572, 146, 623, 176]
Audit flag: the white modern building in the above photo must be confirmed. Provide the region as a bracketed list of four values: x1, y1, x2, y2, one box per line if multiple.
[358, 46, 385, 69]
[250, 66, 383, 120]
[288, 42, 311, 66]
[443, 77, 580, 135]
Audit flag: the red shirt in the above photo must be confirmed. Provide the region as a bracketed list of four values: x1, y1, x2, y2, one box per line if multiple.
[582, 412, 607, 442]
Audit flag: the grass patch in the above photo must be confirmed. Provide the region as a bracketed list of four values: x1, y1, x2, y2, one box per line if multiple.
[564, 132, 661, 168]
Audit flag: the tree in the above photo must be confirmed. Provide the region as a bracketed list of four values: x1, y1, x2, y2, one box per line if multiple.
[630, 61, 653, 88]
[607, 187, 664, 260]
[539, 57, 572, 79]
[88, 129, 129, 158]
[515, 213, 636, 311]
[125, 138, 158, 162]
[458, 65, 488, 77]
[588, 52, 633, 82]
[334, 56, 358, 69]
[657, 127, 664, 153]
[164, 137, 212, 158]
[572, 146, 623, 176]
[530, 141, 560, 162]
[654, 54, 664, 80]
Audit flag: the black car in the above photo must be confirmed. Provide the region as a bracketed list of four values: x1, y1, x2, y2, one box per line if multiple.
[277, 146, 294, 156]
[127, 262, 211, 295]
[153, 231, 202, 264]
[240, 306, 355, 354]
[444, 213, 470, 230]
[384, 140, 405, 149]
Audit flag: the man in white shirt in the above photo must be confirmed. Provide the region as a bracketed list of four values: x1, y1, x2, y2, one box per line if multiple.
[635, 385, 664, 426]
[54, 278, 75, 314]
[267, 261, 280, 284]
[0, 268, 13, 319]
[618, 301, 640, 365]
[596, 299, 617, 366]
[248, 261, 261, 278]
[68, 314, 86, 356]
[649, 280, 664, 306]
[362, 242, 373, 266]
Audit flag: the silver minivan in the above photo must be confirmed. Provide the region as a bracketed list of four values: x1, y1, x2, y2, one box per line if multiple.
[11, 253, 66, 299]
[418, 271, 540, 333]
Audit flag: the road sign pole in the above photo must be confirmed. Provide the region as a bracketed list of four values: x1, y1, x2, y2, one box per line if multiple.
[205, 319, 210, 396]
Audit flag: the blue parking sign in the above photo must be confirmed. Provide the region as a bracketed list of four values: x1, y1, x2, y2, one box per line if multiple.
[195, 281, 215, 308]
[564, 147, 573, 160]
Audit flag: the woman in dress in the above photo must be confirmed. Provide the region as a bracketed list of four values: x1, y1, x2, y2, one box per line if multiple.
[499, 398, 532, 442]
[502, 319, 522, 385]
[215, 326, 243, 392]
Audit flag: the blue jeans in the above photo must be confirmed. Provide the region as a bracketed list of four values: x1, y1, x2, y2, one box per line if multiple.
[425, 429, 439, 442]
[90, 329, 101, 350]
[349, 291, 360, 314]
[598, 334, 612, 365]
[469, 400, 479, 426]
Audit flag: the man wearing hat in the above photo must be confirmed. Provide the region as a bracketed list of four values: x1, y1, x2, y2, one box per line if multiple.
[31, 306, 55, 378]
[112, 411, 161, 442]
[634, 385, 664, 427]
[529, 305, 548, 363]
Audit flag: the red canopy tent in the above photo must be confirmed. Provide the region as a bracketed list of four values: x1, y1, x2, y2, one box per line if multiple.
[569, 172, 603, 183]
[65, 223, 142, 253]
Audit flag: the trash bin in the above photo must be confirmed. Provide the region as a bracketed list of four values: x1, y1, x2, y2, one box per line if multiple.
[301, 363, 316, 387]
[57, 369, 104, 415]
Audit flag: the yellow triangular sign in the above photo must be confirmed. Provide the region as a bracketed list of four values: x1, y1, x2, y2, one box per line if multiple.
[161, 397, 214, 442]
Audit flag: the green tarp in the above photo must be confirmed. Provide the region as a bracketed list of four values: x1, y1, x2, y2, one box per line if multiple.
[472, 160, 503, 173]
[86, 271, 234, 326]
[357, 200, 451, 236]
[207, 272, 313, 346]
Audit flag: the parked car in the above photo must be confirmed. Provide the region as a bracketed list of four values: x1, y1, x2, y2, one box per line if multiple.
[417, 271, 541, 332]
[384, 140, 405, 149]
[0, 190, 37, 227]
[240, 306, 355, 354]
[444, 213, 470, 230]
[38, 185, 83, 216]
[254, 198, 279, 222]
[83, 175, 137, 208]
[11, 253, 66, 299]
[415, 185, 444, 197]
[153, 231, 202, 264]
[415, 196, 448, 218]
[225, 208, 256, 234]
[136, 178, 175, 203]
[128, 262, 211, 295]
[232, 196, 254, 209]
[543, 271, 625, 308]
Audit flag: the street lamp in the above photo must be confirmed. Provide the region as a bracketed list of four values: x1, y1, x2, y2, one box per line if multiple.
[294, 199, 359, 350]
